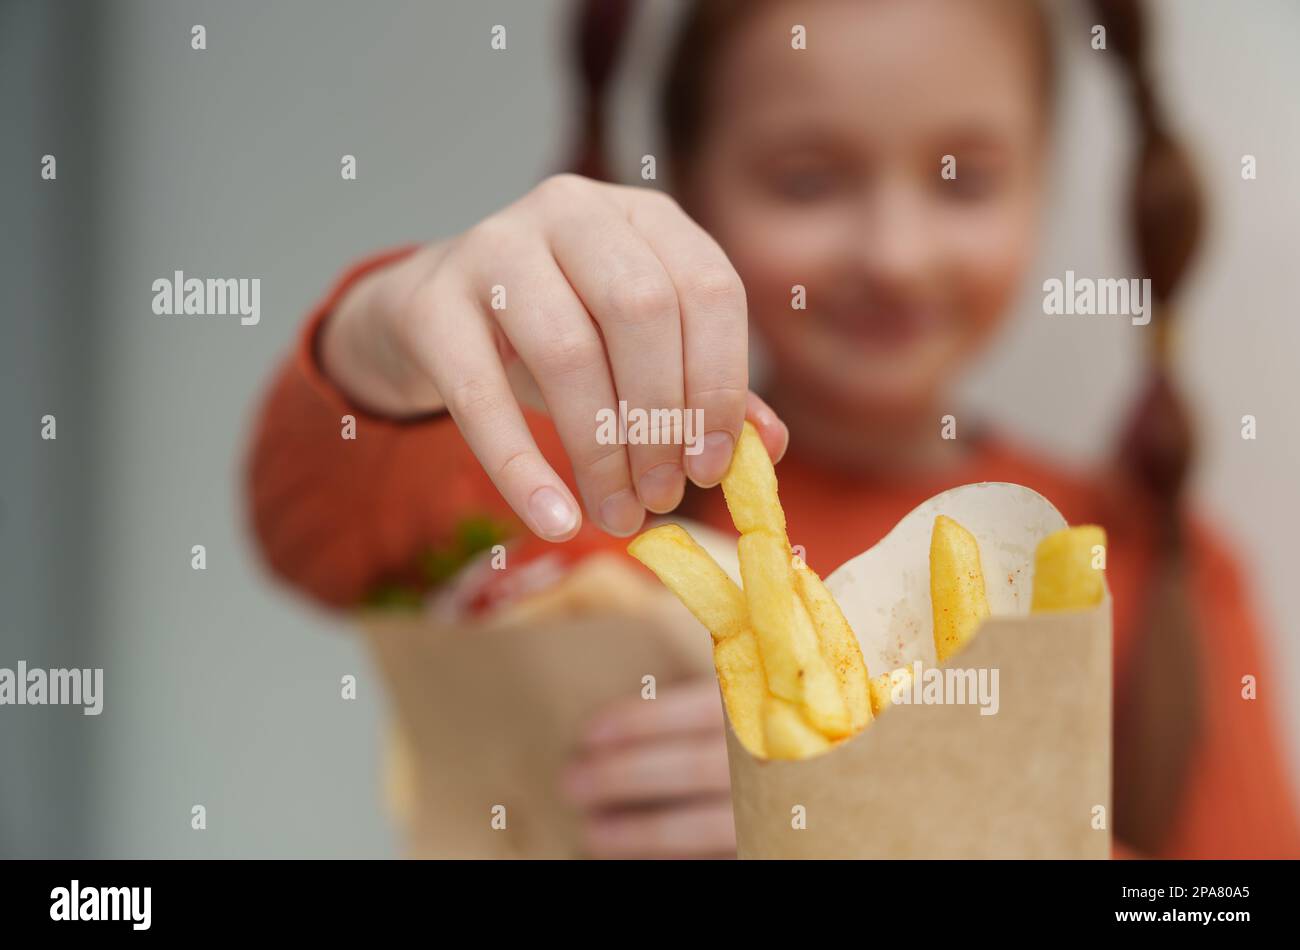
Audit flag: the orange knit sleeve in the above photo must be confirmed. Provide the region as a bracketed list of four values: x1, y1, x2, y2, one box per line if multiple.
[243, 248, 569, 609]
[1160, 521, 1300, 858]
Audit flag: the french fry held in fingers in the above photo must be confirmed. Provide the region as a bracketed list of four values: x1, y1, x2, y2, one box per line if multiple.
[628, 524, 768, 757]
[630, 421, 872, 759]
[720, 421, 787, 538]
[726, 423, 864, 740]
[1031, 525, 1108, 612]
[929, 514, 991, 663]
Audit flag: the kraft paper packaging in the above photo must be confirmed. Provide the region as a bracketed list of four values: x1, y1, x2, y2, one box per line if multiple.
[361, 546, 721, 859]
[724, 483, 1112, 859]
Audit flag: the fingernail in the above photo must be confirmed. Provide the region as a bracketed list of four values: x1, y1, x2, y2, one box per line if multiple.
[528, 485, 578, 539]
[599, 489, 645, 537]
[637, 462, 684, 513]
[685, 431, 735, 487]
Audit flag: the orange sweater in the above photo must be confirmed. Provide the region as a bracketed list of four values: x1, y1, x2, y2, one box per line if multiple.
[246, 249, 1300, 859]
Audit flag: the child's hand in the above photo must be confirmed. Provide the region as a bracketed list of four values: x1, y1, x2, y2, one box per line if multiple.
[562, 679, 736, 859]
[321, 174, 788, 541]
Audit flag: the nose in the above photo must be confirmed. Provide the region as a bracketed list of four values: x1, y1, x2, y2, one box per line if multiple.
[852, 178, 939, 298]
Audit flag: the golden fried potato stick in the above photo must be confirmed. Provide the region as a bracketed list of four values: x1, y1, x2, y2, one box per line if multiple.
[739, 530, 850, 737]
[721, 421, 787, 538]
[930, 514, 990, 663]
[712, 630, 768, 758]
[630, 420, 875, 758]
[793, 560, 872, 732]
[627, 524, 768, 757]
[763, 696, 832, 760]
[627, 524, 748, 641]
[723, 420, 865, 740]
[1031, 525, 1108, 612]
[869, 666, 915, 717]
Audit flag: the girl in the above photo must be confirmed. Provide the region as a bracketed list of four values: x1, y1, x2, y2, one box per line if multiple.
[246, 0, 1300, 858]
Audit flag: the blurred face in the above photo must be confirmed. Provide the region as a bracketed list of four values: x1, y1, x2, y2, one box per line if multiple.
[680, 0, 1049, 417]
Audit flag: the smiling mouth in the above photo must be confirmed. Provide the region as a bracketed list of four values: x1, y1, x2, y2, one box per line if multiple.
[813, 305, 940, 348]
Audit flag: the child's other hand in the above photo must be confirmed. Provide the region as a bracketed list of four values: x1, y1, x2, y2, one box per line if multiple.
[321, 174, 788, 543]
[562, 679, 736, 859]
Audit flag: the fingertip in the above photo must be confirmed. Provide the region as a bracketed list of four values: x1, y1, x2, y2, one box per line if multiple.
[526, 484, 582, 541]
[744, 392, 790, 464]
[684, 429, 735, 487]
[598, 489, 647, 537]
[637, 462, 685, 514]
[769, 420, 790, 464]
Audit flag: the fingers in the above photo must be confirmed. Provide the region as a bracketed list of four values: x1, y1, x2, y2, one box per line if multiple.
[746, 390, 790, 464]
[408, 176, 789, 544]
[625, 189, 750, 488]
[399, 275, 582, 541]
[579, 679, 725, 748]
[564, 682, 736, 860]
[474, 238, 646, 537]
[564, 681, 732, 849]
[563, 733, 732, 809]
[543, 192, 687, 514]
[581, 798, 737, 859]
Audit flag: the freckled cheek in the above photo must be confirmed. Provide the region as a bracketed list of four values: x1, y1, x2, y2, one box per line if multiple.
[943, 205, 1037, 338]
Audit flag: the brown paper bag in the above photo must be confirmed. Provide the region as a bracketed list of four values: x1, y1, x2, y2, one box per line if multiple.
[361, 550, 715, 859]
[724, 482, 1113, 859]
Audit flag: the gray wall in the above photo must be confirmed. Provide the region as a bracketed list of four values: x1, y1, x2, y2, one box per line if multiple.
[2, 0, 1297, 856]
[81, 0, 568, 858]
[0, 0, 97, 857]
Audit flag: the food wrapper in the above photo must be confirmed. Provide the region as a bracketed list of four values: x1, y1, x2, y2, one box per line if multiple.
[361, 540, 726, 858]
[723, 483, 1112, 858]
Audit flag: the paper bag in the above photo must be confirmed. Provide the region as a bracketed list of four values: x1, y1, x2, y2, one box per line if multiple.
[724, 483, 1112, 859]
[361, 549, 716, 858]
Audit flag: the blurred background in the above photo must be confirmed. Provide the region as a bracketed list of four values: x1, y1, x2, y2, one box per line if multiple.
[2, 0, 1297, 857]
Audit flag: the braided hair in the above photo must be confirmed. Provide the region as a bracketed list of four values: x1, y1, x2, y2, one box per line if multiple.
[1088, 0, 1205, 855]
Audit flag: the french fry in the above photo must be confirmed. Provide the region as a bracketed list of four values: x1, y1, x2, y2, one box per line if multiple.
[734, 530, 802, 698]
[869, 666, 915, 717]
[1032, 525, 1107, 612]
[632, 448, 1102, 764]
[628, 524, 748, 641]
[713, 629, 768, 757]
[791, 590, 854, 737]
[724, 421, 858, 739]
[627, 523, 769, 756]
[763, 695, 832, 760]
[793, 560, 872, 732]
[628, 418, 880, 758]
[721, 421, 787, 538]
[930, 514, 990, 663]
[738, 530, 850, 737]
